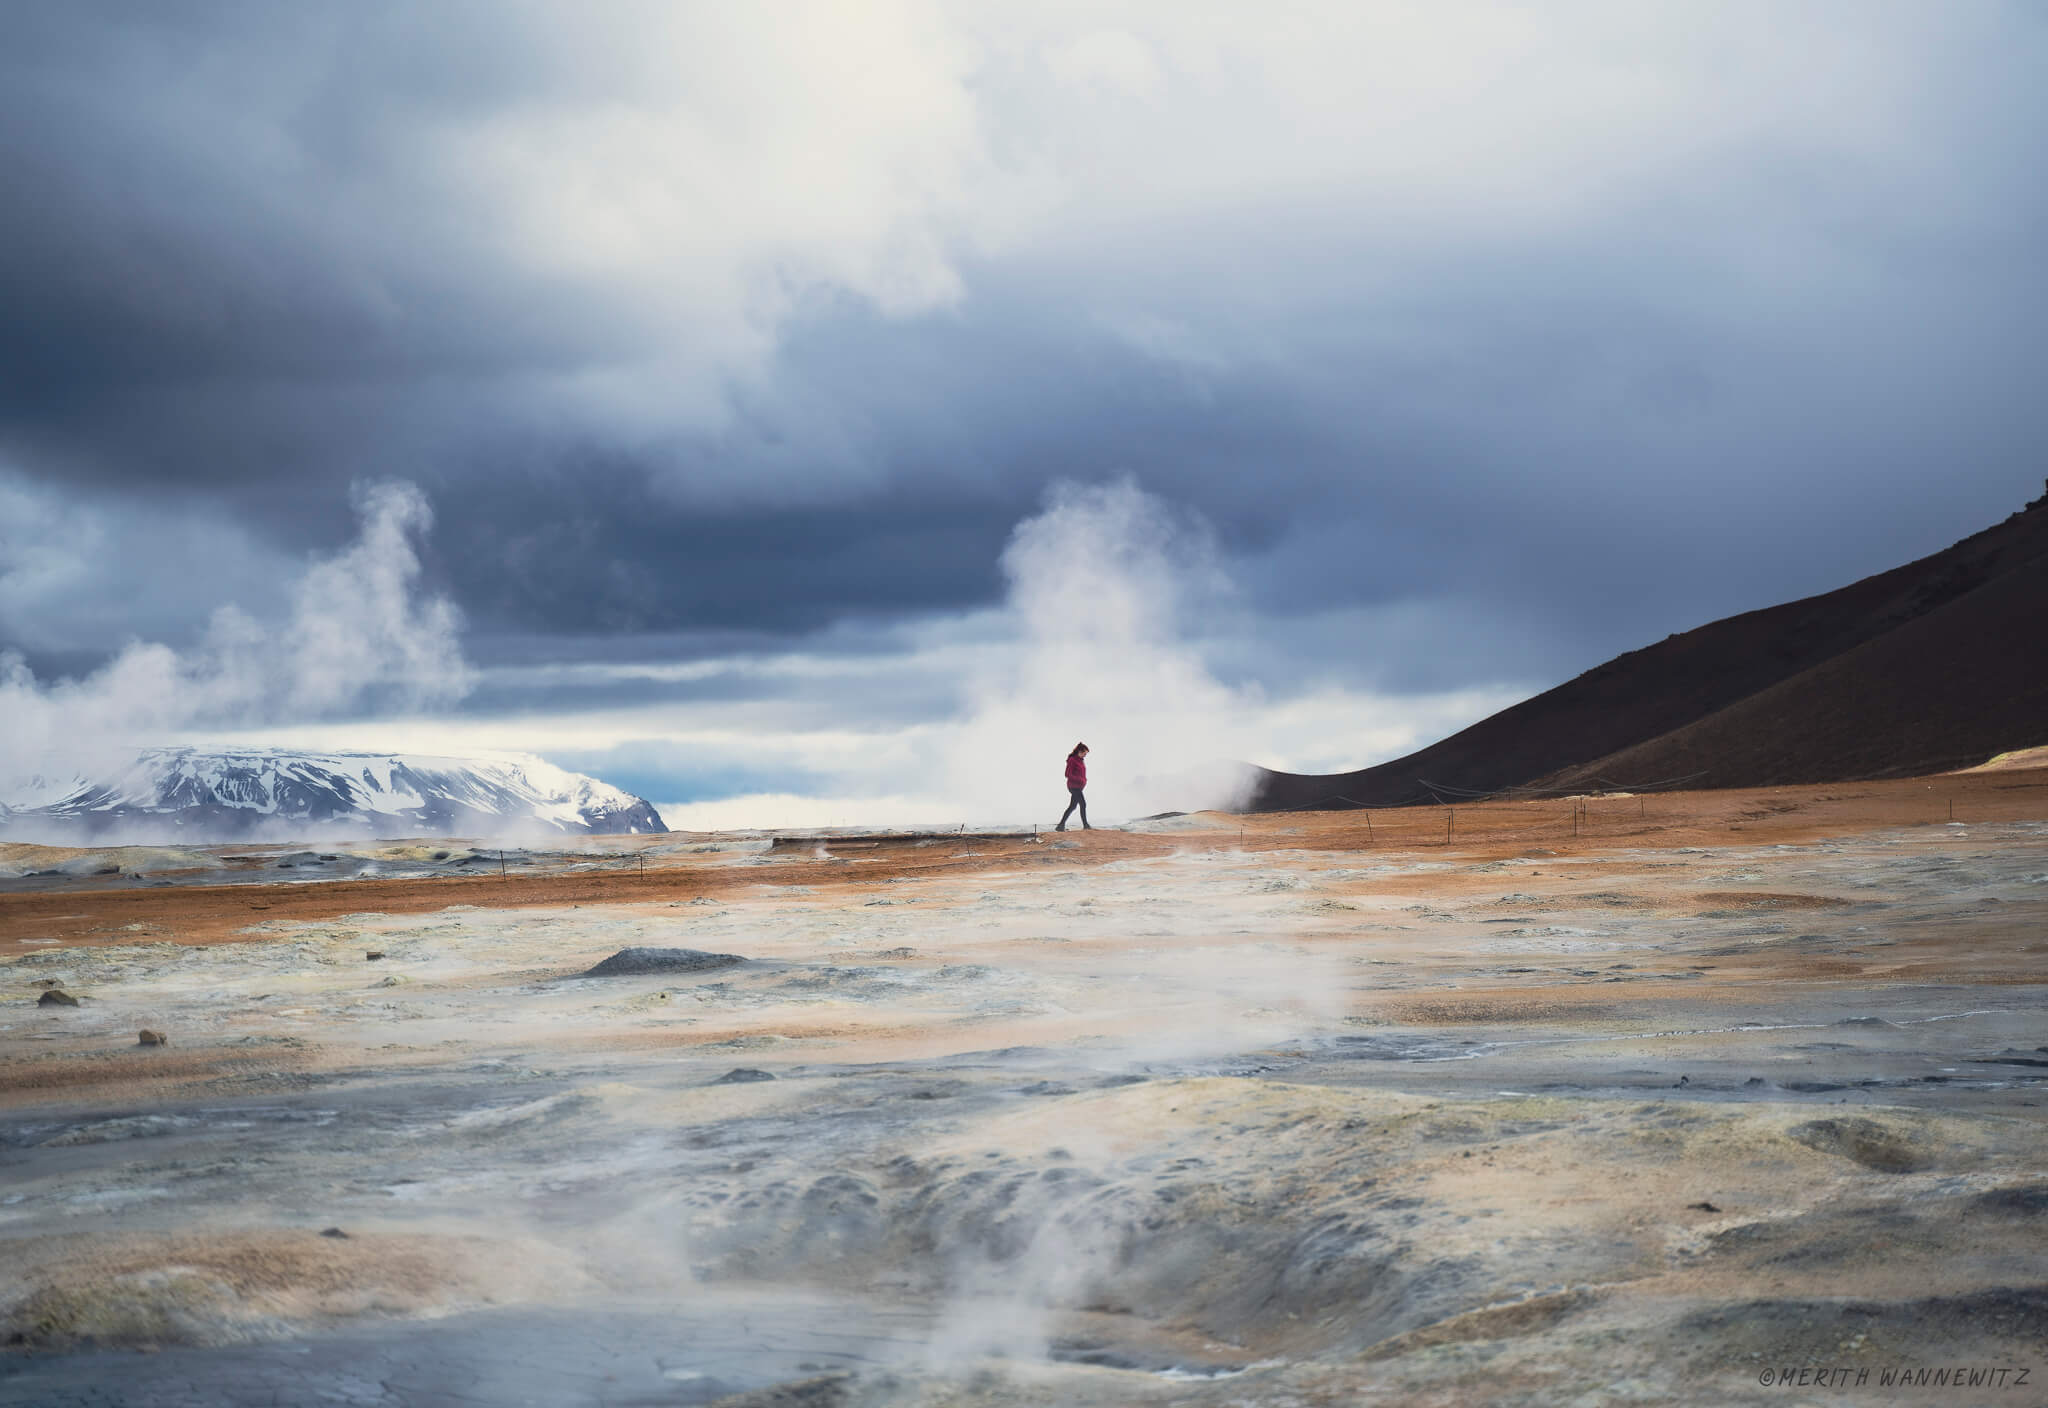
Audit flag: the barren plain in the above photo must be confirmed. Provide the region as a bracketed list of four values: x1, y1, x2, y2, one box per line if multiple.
[4, 770, 2046, 1406]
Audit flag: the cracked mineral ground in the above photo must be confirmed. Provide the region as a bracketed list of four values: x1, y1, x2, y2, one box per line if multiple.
[3, 772, 2046, 1406]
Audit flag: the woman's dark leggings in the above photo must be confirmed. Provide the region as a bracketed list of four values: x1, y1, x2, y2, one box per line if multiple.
[1059, 787, 1088, 828]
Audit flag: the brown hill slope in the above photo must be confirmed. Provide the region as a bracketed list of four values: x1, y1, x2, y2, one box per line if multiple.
[1249, 483, 2048, 810]
[1535, 549, 2048, 792]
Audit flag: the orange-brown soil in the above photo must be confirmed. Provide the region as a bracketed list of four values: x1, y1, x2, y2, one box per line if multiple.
[6, 768, 2042, 958]
[3, 768, 2044, 1405]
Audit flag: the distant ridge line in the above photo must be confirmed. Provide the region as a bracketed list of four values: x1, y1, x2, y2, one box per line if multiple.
[1249, 482, 2048, 811]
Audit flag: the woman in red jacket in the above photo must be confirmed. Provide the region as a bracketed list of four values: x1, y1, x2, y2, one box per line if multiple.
[1057, 743, 1091, 831]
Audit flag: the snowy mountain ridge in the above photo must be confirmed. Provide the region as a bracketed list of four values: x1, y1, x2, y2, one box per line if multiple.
[0, 747, 666, 840]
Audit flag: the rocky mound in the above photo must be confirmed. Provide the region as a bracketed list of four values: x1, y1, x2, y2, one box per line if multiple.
[582, 947, 746, 977]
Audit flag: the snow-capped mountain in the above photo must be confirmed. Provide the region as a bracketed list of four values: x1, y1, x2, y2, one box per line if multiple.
[0, 748, 666, 840]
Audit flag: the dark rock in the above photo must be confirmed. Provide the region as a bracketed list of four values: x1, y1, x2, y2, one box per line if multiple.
[1688, 1201, 1721, 1213]
[37, 989, 79, 1007]
[320, 1227, 349, 1238]
[712, 1068, 776, 1084]
[703, 1372, 852, 1407]
[584, 947, 745, 977]
[365, 951, 386, 961]
[1788, 1117, 1929, 1173]
[137, 1029, 167, 1046]
[1971, 1049, 2048, 1068]
[1968, 1183, 2048, 1217]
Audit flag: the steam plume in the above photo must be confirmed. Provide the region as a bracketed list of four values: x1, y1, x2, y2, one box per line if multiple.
[937, 478, 1258, 822]
[0, 481, 470, 792]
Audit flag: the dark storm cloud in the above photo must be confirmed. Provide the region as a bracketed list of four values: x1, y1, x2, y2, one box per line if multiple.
[3, 2, 2046, 711]
[0, 6, 650, 532]
[455, 648, 967, 723]
[422, 457, 1029, 638]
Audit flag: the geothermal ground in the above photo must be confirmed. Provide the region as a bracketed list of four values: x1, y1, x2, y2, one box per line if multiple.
[3, 771, 2046, 1406]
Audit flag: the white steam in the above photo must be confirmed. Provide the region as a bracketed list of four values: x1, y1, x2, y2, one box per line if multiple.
[0, 482, 471, 792]
[935, 479, 1260, 823]
[648, 480, 1309, 830]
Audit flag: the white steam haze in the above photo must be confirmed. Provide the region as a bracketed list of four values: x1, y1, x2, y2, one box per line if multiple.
[3, 474, 1517, 833]
[0, 482, 471, 797]
[653, 479, 1373, 831]
[940, 480, 1259, 822]
[614, 479, 1517, 831]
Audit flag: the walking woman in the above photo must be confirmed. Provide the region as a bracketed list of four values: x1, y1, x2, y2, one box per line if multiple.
[1057, 742, 1091, 831]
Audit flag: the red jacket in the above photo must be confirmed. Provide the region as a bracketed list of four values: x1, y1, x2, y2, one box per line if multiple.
[1065, 753, 1087, 789]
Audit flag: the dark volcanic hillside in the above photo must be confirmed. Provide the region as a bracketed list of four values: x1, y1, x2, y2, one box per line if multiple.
[1250, 484, 2048, 810]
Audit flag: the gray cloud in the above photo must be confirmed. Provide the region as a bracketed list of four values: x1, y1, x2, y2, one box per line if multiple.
[2, 1, 2044, 743]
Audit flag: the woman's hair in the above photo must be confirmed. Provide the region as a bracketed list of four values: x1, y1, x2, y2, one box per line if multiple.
[1069, 742, 1088, 756]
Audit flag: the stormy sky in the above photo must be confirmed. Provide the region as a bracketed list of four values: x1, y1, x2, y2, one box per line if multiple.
[3, 3, 2044, 826]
